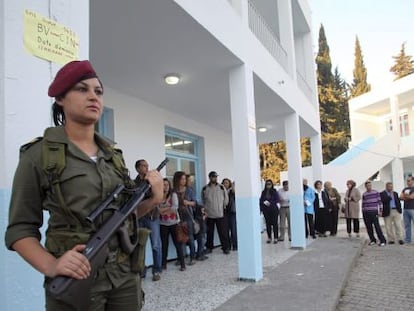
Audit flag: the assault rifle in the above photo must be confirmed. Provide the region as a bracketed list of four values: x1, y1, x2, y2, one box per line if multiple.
[47, 158, 168, 311]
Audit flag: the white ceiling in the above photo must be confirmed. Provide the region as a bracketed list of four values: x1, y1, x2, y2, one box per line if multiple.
[90, 0, 300, 143]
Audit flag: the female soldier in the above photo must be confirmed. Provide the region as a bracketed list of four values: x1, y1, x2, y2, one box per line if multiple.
[5, 60, 163, 311]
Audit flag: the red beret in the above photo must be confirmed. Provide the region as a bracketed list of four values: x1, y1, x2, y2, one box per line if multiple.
[48, 60, 98, 97]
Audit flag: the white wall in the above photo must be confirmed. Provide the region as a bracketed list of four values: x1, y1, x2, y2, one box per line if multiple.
[350, 113, 384, 143]
[102, 87, 235, 184]
[1, 1, 90, 310]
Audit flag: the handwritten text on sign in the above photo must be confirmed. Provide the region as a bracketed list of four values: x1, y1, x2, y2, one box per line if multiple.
[23, 9, 79, 64]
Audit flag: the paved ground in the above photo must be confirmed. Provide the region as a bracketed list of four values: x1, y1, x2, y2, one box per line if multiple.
[141, 232, 306, 311]
[141, 219, 414, 311]
[337, 241, 414, 311]
[215, 235, 361, 311]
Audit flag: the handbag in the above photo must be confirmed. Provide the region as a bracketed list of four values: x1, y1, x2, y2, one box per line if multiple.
[176, 221, 189, 243]
[187, 206, 201, 235]
[193, 219, 201, 235]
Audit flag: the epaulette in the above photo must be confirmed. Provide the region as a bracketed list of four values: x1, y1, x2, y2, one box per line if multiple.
[113, 147, 123, 155]
[20, 137, 43, 153]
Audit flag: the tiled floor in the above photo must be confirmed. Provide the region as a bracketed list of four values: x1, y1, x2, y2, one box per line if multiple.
[141, 234, 305, 311]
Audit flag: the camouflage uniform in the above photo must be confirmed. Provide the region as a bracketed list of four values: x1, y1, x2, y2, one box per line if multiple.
[5, 126, 143, 311]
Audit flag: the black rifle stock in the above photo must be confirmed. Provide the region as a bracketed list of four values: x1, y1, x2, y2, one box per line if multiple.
[47, 158, 168, 310]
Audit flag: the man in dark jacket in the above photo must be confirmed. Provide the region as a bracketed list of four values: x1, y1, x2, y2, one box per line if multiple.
[380, 182, 404, 245]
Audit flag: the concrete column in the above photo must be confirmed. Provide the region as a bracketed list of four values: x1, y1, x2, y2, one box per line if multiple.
[229, 64, 263, 281]
[389, 95, 404, 191]
[311, 134, 324, 182]
[229, 0, 249, 24]
[390, 95, 400, 136]
[392, 158, 404, 193]
[277, 0, 296, 79]
[285, 113, 306, 249]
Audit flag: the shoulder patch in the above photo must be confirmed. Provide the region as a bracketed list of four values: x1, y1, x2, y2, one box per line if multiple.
[20, 137, 43, 153]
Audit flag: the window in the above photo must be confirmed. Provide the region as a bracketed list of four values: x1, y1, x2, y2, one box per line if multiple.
[386, 119, 393, 132]
[400, 114, 409, 137]
[165, 128, 203, 201]
[386, 115, 410, 137]
[95, 107, 114, 140]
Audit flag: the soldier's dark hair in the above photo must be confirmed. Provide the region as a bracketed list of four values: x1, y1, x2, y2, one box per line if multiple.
[52, 101, 65, 126]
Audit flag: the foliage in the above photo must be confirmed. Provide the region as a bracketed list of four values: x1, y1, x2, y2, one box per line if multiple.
[390, 42, 414, 80]
[259, 138, 311, 185]
[350, 36, 371, 97]
[317, 26, 350, 163]
[259, 24, 351, 182]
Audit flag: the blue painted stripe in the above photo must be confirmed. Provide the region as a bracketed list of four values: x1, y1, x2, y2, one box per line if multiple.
[289, 194, 307, 249]
[236, 196, 263, 281]
[330, 136, 375, 165]
[1, 188, 45, 311]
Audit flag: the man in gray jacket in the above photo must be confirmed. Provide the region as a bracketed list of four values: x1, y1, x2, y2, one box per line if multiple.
[202, 171, 230, 254]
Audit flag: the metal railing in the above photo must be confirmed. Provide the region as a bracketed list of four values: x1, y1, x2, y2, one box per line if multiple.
[247, 0, 288, 72]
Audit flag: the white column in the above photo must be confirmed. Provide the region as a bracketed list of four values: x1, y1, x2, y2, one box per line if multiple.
[229, 0, 249, 24]
[390, 95, 400, 136]
[392, 158, 404, 193]
[229, 64, 263, 281]
[311, 134, 324, 182]
[389, 95, 404, 191]
[277, 0, 296, 79]
[285, 113, 306, 249]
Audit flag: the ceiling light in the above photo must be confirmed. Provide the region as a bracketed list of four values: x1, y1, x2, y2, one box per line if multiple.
[164, 74, 180, 85]
[258, 127, 267, 132]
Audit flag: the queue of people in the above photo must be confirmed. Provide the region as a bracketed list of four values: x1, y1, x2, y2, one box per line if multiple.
[137, 166, 239, 280]
[4, 58, 413, 311]
[259, 177, 411, 248]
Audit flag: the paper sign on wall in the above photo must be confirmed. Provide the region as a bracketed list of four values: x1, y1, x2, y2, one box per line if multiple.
[23, 9, 79, 64]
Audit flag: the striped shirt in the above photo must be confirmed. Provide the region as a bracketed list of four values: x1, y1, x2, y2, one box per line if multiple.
[362, 190, 382, 213]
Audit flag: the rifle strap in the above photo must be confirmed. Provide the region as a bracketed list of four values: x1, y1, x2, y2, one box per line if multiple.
[42, 140, 82, 230]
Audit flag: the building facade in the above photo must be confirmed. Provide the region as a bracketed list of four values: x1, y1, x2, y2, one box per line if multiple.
[0, 1, 321, 309]
[347, 73, 414, 192]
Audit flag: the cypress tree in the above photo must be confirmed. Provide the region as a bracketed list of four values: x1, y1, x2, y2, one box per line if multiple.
[390, 42, 414, 80]
[259, 24, 352, 181]
[316, 24, 333, 86]
[316, 25, 350, 163]
[350, 36, 371, 97]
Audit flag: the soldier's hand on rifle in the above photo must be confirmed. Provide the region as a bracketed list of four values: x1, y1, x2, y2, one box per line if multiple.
[51, 244, 91, 279]
[145, 169, 163, 205]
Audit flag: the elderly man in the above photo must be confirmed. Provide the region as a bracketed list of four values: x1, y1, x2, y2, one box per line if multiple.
[380, 182, 404, 245]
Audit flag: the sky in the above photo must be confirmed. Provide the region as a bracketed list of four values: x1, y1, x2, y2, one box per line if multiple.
[308, 0, 414, 89]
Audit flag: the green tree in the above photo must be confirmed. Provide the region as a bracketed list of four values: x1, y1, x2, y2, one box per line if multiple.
[316, 25, 350, 163]
[316, 24, 333, 86]
[350, 36, 371, 97]
[259, 139, 311, 185]
[259, 24, 351, 180]
[390, 42, 414, 80]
